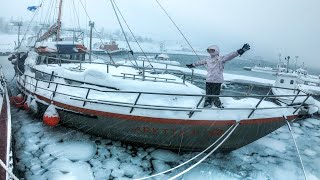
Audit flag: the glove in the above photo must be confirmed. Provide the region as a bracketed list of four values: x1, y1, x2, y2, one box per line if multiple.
[186, 64, 194, 68]
[237, 43, 250, 55]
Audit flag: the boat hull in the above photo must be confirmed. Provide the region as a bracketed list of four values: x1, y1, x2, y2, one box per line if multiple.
[19, 83, 298, 151]
[57, 108, 295, 151]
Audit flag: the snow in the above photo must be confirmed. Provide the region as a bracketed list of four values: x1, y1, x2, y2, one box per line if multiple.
[44, 104, 59, 117]
[29, 99, 38, 114]
[44, 141, 97, 161]
[102, 158, 121, 170]
[152, 160, 171, 173]
[44, 158, 94, 180]
[18, 62, 300, 122]
[255, 137, 287, 153]
[0, 34, 15, 52]
[150, 149, 180, 162]
[118, 59, 275, 87]
[300, 84, 320, 95]
[182, 164, 240, 180]
[84, 37, 208, 56]
[2, 54, 320, 179]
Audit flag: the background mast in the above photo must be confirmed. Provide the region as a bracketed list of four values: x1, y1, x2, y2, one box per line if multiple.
[56, 0, 63, 41]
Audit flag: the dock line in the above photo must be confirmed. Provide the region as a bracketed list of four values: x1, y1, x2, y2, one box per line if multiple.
[284, 116, 308, 180]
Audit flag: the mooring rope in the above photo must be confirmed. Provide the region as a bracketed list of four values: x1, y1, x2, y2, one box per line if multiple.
[0, 160, 19, 180]
[109, 0, 135, 62]
[112, 0, 157, 73]
[284, 117, 308, 180]
[135, 123, 237, 180]
[78, 0, 116, 65]
[168, 122, 239, 180]
[154, 0, 201, 61]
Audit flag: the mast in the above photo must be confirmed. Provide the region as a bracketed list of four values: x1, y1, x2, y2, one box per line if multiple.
[56, 0, 63, 41]
[89, 21, 95, 62]
[12, 21, 23, 47]
[295, 56, 299, 70]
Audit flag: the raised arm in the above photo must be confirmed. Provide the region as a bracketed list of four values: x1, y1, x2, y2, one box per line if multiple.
[221, 51, 239, 63]
[222, 43, 251, 63]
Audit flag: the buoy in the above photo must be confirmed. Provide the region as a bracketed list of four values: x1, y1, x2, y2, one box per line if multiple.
[29, 99, 39, 115]
[43, 104, 60, 127]
[10, 94, 25, 108]
[23, 95, 33, 111]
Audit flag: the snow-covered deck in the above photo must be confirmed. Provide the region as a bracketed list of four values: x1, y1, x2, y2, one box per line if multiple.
[119, 60, 320, 95]
[18, 61, 306, 121]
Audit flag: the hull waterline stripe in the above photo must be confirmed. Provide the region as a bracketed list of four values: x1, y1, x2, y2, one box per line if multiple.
[35, 94, 236, 126]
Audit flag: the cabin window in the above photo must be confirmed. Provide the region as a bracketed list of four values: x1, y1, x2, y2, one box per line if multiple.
[36, 56, 41, 65]
[290, 80, 294, 84]
[280, 79, 284, 83]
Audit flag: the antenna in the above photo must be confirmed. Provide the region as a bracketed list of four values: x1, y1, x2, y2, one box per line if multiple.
[11, 21, 23, 46]
[295, 56, 299, 70]
[278, 53, 282, 63]
[286, 56, 290, 73]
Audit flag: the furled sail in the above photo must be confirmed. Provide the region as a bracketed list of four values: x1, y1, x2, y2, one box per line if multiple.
[38, 22, 61, 42]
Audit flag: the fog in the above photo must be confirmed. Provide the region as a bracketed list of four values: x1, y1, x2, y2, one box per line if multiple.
[1, 0, 319, 69]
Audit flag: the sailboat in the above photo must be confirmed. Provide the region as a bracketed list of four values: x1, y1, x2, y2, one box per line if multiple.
[11, 0, 317, 151]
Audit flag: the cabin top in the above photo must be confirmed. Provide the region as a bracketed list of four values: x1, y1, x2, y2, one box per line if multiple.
[156, 54, 170, 61]
[35, 41, 87, 54]
[274, 73, 298, 89]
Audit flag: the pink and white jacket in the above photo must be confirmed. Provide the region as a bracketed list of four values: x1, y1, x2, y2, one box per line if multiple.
[192, 45, 239, 83]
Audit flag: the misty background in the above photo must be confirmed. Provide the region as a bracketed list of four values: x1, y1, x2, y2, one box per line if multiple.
[0, 0, 319, 70]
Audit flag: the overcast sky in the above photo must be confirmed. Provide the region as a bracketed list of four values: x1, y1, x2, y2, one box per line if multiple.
[1, 0, 320, 69]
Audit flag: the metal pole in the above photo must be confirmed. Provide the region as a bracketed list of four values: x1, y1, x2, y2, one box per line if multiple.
[89, 21, 95, 63]
[12, 21, 23, 46]
[295, 56, 299, 71]
[56, 0, 63, 41]
[18, 23, 21, 45]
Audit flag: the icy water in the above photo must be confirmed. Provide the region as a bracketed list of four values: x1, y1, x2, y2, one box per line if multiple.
[1, 55, 320, 180]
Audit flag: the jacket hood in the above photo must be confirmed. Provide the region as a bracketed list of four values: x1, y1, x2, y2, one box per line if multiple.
[207, 45, 220, 57]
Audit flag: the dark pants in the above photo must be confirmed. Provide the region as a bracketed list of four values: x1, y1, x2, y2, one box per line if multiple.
[205, 82, 222, 107]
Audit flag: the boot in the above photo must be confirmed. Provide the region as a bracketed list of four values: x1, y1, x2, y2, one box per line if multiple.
[213, 100, 224, 108]
[204, 101, 212, 108]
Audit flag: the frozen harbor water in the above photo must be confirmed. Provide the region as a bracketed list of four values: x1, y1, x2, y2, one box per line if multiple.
[10, 105, 320, 180]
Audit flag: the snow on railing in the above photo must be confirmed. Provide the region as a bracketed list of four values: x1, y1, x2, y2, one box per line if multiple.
[17, 73, 310, 118]
[0, 160, 18, 180]
[36, 55, 188, 84]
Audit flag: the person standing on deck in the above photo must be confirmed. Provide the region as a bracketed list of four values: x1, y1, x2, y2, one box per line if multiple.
[186, 44, 250, 108]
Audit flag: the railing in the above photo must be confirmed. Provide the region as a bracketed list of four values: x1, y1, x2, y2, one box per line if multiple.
[16, 73, 310, 119]
[36, 55, 188, 84]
